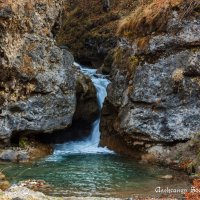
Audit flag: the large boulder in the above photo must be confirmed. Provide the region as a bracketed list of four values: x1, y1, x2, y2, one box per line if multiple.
[0, 0, 75, 144]
[100, 0, 200, 153]
[0, 0, 99, 145]
[74, 71, 99, 124]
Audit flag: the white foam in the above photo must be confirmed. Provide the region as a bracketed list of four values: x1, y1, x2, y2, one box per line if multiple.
[47, 62, 114, 161]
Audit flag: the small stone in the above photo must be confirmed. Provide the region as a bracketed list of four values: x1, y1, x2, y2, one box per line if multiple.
[0, 180, 10, 190]
[0, 150, 18, 162]
[0, 172, 6, 180]
[160, 175, 173, 179]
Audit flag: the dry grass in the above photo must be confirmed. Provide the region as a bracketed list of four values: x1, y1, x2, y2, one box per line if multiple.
[113, 47, 141, 78]
[118, 0, 199, 39]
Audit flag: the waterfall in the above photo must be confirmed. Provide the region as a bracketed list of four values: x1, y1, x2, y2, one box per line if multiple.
[48, 63, 113, 160]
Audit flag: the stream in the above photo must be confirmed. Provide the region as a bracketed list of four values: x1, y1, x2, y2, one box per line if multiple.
[0, 63, 191, 198]
[49, 62, 113, 157]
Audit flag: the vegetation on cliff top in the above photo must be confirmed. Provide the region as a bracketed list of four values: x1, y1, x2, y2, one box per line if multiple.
[56, 0, 139, 63]
[118, 0, 200, 39]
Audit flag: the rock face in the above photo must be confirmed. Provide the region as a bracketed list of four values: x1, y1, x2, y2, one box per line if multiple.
[100, 1, 200, 154]
[36, 70, 99, 144]
[0, 0, 76, 144]
[74, 71, 99, 125]
[0, 0, 98, 145]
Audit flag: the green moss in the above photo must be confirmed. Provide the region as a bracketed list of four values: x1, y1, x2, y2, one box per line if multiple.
[130, 56, 139, 67]
[127, 55, 140, 75]
[113, 47, 123, 63]
[191, 47, 200, 53]
[19, 137, 29, 148]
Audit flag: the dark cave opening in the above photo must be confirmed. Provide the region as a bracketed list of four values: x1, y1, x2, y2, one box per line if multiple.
[10, 119, 93, 146]
[35, 120, 92, 144]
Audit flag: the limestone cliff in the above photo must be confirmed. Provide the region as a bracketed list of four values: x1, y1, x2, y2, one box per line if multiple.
[0, 0, 98, 145]
[100, 0, 200, 159]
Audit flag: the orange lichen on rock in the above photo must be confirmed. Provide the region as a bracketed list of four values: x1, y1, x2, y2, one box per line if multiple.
[179, 160, 193, 170]
[185, 179, 200, 200]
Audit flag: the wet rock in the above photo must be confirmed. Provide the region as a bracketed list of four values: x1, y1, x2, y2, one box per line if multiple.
[0, 149, 29, 162]
[74, 72, 99, 124]
[0, 150, 17, 161]
[28, 141, 53, 161]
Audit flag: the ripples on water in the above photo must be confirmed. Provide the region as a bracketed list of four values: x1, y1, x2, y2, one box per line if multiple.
[0, 154, 190, 198]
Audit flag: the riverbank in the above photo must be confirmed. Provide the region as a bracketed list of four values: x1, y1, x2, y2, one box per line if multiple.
[0, 181, 199, 200]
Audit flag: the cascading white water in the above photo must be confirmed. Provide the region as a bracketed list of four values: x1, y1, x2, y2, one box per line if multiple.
[48, 63, 113, 160]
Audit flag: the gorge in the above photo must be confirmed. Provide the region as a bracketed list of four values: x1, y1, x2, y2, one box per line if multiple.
[0, 0, 200, 199]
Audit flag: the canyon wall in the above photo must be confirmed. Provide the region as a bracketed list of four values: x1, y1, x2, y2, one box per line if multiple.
[0, 0, 98, 145]
[100, 0, 200, 163]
